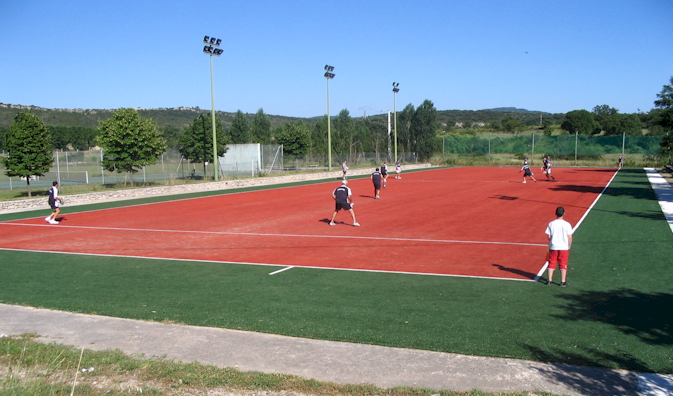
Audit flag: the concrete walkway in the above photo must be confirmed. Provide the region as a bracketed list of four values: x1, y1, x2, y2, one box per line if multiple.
[2, 304, 671, 396]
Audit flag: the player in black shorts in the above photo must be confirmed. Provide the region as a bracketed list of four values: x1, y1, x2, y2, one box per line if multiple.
[519, 164, 537, 183]
[371, 168, 382, 199]
[330, 180, 360, 226]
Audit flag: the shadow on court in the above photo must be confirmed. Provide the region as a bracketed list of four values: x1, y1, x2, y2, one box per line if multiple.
[491, 263, 537, 279]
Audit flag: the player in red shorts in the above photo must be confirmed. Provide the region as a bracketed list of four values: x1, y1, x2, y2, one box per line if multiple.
[545, 206, 573, 287]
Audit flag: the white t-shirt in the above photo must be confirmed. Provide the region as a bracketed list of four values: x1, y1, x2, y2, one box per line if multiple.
[546, 219, 573, 251]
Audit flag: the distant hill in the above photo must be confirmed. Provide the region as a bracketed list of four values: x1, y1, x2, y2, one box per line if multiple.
[0, 104, 305, 130]
[483, 107, 548, 114]
[0, 103, 565, 130]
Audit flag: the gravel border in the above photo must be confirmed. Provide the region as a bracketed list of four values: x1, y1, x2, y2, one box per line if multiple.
[1, 164, 432, 214]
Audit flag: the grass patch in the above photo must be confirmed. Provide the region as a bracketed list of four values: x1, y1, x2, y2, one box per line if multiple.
[0, 335, 559, 396]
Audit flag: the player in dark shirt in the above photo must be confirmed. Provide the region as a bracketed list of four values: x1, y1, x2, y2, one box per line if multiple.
[330, 180, 360, 226]
[371, 168, 382, 199]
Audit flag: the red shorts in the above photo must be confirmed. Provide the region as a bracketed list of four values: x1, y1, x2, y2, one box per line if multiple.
[548, 250, 569, 270]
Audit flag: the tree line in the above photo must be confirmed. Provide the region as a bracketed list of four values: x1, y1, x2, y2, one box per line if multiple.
[3, 76, 673, 195]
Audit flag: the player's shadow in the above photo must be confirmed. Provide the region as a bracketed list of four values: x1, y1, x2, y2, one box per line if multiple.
[358, 194, 379, 199]
[491, 263, 536, 279]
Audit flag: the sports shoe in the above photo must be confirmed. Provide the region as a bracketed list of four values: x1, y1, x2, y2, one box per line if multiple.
[45, 217, 51, 222]
[375, 195, 380, 199]
[522, 180, 526, 183]
[329, 221, 335, 226]
[48, 219, 59, 225]
[546, 280, 552, 286]
[560, 282, 568, 287]
[353, 222, 360, 227]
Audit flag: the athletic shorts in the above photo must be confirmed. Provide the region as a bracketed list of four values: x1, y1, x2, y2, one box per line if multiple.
[381, 171, 387, 176]
[548, 250, 569, 270]
[335, 202, 352, 211]
[544, 168, 551, 175]
[373, 182, 381, 190]
[524, 170, 533, 176]
[396, 169, 401, 174]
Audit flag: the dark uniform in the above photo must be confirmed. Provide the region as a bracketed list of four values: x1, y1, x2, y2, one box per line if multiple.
[333, 185, 352, 211]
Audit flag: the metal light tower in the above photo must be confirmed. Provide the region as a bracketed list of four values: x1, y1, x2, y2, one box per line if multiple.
[324, 65, 335, 171]
[392, 82, 400, 162]
[203, 35, 223, 181]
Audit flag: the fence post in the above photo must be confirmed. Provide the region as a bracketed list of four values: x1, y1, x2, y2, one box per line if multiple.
[575, 132, 578, 166]
[56, 151, 61, 185]
[101, 150, 105, 184]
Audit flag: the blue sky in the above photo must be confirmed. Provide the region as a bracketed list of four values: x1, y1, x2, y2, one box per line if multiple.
[1, 0, 672, 118]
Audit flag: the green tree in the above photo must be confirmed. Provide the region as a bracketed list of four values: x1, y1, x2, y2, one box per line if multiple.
[397, 104, 415, 154]
[501, 116, 523, 133]
[0, 126, 9, 151]
[561, 110, 601, 135]
[592, 104, 618, 132]
[310, 116, 328, 155]
[161, 125, 182, 148]
[252, 108, 272, 144]
[2, 112, 53, 197]
[332, 109, 357, 156]
[178, 113, 227, 176]
[97, 108, 167, 185]
[410, 100, 439, 161]
[603, 113, 642, 136]
[274, 121, 312, 156]
[228, 110, 252, 144]
[654, 76, 673, 163]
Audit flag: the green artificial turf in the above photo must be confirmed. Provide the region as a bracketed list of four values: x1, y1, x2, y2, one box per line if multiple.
[1, 168, 671, 374]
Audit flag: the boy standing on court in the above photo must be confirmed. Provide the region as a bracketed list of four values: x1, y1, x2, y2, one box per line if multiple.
[519, 164, 537, 183]
[45, 181, 64, 225]
[330, 180, 360, 226]
[342, 160, 349, 180]
[371, 168, 382, 199]
[381, 162, 388, 187]
[546, 206, 573, 287]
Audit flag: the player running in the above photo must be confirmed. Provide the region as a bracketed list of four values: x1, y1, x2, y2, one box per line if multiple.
[330, 180, 360, 226]
[519, 164, 537, 183]
[381, 162, 388, 187]
[542, 156, 556, 181]
[45, 181, 64, 224]
[395, 159, 402, 179]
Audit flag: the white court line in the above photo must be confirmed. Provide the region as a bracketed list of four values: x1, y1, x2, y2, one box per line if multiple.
[644, 168, 673, 234]
[0, 247, 533, 282]
[532, 169, 620, 282]
[0, 222, 548, 248]
[269, 266, 294, 275]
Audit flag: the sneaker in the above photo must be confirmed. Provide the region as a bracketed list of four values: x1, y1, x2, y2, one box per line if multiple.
[375, 195, 380, 199]
[546, 280, 552, 286]
[522, 180, 526, 183]
[48, 220, 59, 225]
[329, 221, 335, 226]
[45, 217, 51, 222]
[560, 282, 568, 287]
[353, 222, 360, 227]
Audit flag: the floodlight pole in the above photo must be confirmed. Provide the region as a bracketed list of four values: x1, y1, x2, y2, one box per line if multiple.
[203, 35, 223, 181]
[324, 65, 335, 171]
[393, 83, 399, 162]
[209, 56, 218, 181]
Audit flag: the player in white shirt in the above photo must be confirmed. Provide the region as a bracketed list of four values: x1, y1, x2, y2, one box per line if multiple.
[545, 206, 573, 287]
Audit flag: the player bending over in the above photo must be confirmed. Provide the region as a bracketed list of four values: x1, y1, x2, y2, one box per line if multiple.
[519, 164, 537, 183]
[330, 180, 360, 226]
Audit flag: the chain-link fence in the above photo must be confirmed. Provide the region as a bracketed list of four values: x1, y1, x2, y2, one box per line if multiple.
[441, 133, 662, 166]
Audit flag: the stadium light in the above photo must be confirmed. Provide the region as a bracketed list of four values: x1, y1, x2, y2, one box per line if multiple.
[325, 65, 335, 171]
[203, 35, 222, 181]
[392, 82, 400, 162]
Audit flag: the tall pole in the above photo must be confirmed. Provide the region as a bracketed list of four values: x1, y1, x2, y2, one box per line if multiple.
[393, 82, 399, 162]
[327, 77, 331, 171]
[210, 55, 218, 181]
[203, 35, 223, 181]
[324, 65, 335, 171]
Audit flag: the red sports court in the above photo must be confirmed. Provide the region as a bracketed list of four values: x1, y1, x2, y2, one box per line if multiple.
[0, 167, 615, 280]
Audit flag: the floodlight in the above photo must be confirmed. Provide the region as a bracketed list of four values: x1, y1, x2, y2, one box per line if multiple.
[203, 45, 213, 54]
[213, 48, 223, 56]
[215, 39, 222, 46]
[202, 35, 224, 181]
[203, 36, 210, 43]
[324, 72, 335, 79]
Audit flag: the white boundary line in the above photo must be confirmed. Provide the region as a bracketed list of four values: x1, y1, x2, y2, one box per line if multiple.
[0, 247, 532, 282]
[0, 222, 548, 248]
[644, 168, 673, 235]
[269, 266, 295, 275]
[532, 169, 620, 282]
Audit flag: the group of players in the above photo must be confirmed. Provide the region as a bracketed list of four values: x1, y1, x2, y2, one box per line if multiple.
[330, 160, 401, 227]
[519, 155, 556, 183]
